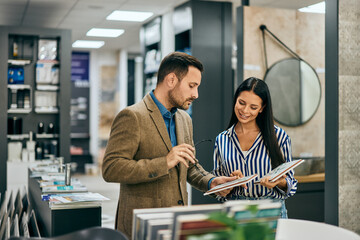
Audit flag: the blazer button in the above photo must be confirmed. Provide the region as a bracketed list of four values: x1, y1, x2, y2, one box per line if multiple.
[148, 172, 158, 178]
[178, 200, 183, 205]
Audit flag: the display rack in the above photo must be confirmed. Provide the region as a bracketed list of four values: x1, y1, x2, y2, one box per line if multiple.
[0, 26, 71, 197]
[140, 17, 162, 96]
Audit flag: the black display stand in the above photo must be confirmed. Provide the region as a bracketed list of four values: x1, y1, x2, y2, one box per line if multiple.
[0, 26, 71, 198]
[28, 172, 101, 237]
[172, 0, 233, 205]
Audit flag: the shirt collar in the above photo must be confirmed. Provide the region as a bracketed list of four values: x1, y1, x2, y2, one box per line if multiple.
[150, 90, 177, 118]
[225, 124, 236, 137]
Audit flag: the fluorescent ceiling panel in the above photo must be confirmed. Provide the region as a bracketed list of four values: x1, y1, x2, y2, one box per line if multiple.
[298, 1, 325, 14]
[86, 28, 125, 38]
[72, 40, 104, 48]
[106, 10, 153, 22]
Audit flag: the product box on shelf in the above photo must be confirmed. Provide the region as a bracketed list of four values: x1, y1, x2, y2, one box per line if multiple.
[8, 67, 24, 84]
[36, 63, 59, 85]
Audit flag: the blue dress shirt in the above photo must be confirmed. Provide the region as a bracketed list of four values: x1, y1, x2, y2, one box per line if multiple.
[150, 91, 214, 190]
[150, 91, 177, 147]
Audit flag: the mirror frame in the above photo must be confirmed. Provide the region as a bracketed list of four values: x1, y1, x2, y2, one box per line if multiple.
[264, 57, 322, 127]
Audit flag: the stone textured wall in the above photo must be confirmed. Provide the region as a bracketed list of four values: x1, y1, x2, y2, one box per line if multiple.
[338, 0, 360, 234]
[243, 6, 325, 158]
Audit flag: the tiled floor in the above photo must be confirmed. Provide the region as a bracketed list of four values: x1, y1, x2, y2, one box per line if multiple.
[74, 173, 120, 229]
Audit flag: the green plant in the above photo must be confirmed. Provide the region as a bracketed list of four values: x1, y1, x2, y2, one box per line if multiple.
[204, 205, 275, 240]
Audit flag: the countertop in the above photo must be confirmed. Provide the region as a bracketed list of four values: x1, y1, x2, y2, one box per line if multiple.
[295, 172, 325, 183]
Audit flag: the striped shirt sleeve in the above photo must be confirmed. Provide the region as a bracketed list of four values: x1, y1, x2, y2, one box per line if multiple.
[279, 135, 298, 198]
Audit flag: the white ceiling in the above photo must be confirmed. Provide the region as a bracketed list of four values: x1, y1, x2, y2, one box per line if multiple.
[0, 0, 322, 53]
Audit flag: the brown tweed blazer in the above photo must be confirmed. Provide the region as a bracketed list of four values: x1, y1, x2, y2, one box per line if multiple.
[102, 93, 214, 238]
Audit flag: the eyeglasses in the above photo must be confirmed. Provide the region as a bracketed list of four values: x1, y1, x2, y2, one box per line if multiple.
[195, 139, 212, 147]
[193, 139, 212, 175]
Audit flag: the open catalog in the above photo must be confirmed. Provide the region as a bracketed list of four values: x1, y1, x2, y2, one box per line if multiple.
[255, 159, 304, 183]
[203, 174, 258, 196]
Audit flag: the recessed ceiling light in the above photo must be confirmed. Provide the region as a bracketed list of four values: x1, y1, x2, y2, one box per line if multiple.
[86, 28, 125, 38]
[298, 1, 325, 14]
[106, 10, 153, 22]
[72, 40, 105, 49]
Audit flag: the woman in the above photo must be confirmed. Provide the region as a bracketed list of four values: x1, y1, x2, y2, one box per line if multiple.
[212, 77, 298, 218]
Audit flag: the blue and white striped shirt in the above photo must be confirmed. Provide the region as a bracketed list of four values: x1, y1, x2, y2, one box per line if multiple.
[212, 124, 297, 200]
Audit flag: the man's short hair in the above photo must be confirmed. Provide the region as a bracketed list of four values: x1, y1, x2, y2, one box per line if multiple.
[157, 52, 204, 84]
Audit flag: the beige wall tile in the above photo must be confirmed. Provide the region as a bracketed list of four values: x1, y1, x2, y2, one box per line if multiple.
[243, 6, 325, 157]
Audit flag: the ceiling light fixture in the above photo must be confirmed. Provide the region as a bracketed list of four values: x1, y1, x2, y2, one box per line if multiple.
[298, 1, 325, 14]
[106, 10, 153, 22]
[72, 40, 105, 49]
[86, 28, 125, 38]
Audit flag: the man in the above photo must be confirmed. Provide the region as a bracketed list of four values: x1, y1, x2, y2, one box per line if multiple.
[102, 52, 236, 238]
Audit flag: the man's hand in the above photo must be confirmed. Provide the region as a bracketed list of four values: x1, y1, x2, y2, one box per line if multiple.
[230, 170, 248, 189]
[166, 143, 196, 169]
[210, 176, 237, 197]
[259, 175, 287, 191]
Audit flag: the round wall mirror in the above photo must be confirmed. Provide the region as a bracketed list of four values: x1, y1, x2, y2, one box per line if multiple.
[264, 58, 321, 126]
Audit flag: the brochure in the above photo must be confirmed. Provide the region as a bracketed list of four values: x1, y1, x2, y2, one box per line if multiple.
[39, 178, 81, 188]
[255, 159, 304, 183]
[203, 174, 258, 196]
[48, 192, 109, 209]
[42, 184, 87, 193]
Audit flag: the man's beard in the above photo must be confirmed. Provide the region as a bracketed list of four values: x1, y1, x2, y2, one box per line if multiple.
[168, 89, 194, 110]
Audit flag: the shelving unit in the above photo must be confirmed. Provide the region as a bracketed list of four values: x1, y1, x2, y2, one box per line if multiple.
[7, 109, 32, 114]
[7, 84, 32, 113]
[172, 0, 233, 205]
[7, 134, 30, 141]
[140, 17, 162, 96]
[34, 107, 59, 114]
[36, 133, 59, 139]
[0, 26, 71, 197]
[36, 85, 59, 91]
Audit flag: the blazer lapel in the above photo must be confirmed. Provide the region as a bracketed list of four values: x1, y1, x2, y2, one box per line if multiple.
[175, 111, 188, 176]
[175, 112, 185, 145]
[144, 94, 172, 151]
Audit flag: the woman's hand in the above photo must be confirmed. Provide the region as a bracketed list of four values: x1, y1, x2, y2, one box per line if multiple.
[210, 176, 238, 197]
[259, 175, 287, 191]
[230, 170, 247, 189]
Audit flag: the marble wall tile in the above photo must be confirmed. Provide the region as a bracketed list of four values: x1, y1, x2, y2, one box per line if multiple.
[339, 183, 360, 233]
[296, 12, 325, 69]
[339, 0, 360, 234]
[338, 76, 360, 131]
[339, 130, 360, 183]
[339, 0, 360, 77]
[339, 0, 360, 23]
[244, 6, 296, 74]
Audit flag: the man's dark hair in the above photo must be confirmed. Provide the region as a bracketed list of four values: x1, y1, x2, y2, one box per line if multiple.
[157, 52, 204, 84]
